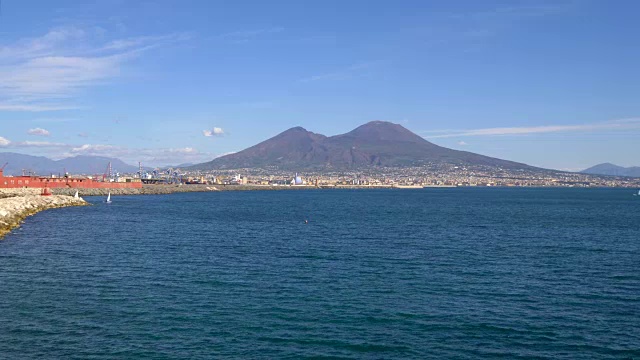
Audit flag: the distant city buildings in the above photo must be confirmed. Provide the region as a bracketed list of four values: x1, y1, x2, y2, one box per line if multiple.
[129, 163, 640, 188]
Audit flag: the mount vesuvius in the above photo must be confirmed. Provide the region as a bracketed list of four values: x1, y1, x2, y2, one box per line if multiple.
[190, 121, 535, 171]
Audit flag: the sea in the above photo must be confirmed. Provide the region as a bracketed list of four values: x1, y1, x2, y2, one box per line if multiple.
[1, 188, 638, 359]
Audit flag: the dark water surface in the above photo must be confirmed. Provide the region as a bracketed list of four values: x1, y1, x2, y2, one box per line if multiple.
[1, 188, 639, 359]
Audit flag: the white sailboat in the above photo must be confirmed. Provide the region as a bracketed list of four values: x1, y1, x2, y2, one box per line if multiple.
[105, 192, 112, 204]
[74, 190, 79, 199]
[634, 190, 639, 196]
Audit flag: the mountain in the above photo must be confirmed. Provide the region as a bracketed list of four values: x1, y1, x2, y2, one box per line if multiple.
[55, 156, 139, 174]
[172, 162, 195, 168]
[581, 163, 640, 178]
[0, 153, 57, 176]
[0, 152, 139, 175]
[190, 121, 535, 171]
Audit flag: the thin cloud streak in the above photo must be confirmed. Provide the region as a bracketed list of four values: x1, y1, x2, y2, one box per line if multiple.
[16, 140, 67, 148]
[425, 118, 640, 138]
[0, 103, 80, 111]
[0, 27, 189, 112]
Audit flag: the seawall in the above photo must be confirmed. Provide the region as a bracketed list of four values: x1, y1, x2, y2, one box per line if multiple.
[50, 184, 430, 196]
[0, 193, 88, 238]
[52, 184, 322, 196]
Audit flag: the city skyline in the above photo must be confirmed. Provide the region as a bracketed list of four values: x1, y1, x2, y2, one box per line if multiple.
[1, 0, 639, 169]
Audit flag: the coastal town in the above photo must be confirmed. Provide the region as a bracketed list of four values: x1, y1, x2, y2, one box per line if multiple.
[2, 159, 640, 193]
[176, 165, 640, 188]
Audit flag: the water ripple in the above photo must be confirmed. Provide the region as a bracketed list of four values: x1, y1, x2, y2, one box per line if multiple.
[1, 188, 639, 359]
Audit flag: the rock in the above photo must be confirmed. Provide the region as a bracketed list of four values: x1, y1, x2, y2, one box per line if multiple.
[0, 195, 88, 238]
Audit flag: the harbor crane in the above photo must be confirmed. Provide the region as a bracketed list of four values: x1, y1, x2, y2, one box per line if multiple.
[103, 162, 113, 181]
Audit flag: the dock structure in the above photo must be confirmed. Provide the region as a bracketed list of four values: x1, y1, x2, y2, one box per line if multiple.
[0, 168, 142, 190]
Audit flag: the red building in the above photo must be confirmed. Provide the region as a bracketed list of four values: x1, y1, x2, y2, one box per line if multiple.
[0, 169, 142, 189]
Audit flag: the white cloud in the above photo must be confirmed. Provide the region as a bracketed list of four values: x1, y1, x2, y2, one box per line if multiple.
[203, 127, 224, 137]
[16, 141, 67, 148]
[27, 127, 51, 136]
[0, 27, 188, 112]
[71, 144, 117, 153]
[0, 136, 11, 146]
[457, 141, 468, 146]
[426, 118, 640, 138]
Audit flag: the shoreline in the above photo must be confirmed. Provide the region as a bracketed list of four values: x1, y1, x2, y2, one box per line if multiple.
[50, 184, 458, 196]
[48, 183, 636, 197]
[51, 184, 322, 196]
[0, 191, 88, 238]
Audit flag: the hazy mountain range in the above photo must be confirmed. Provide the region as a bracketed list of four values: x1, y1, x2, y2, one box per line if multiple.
[3, 122, 638, 177]
[581, 163, 640, 178]
[0, 153, 140, 176]
[189, 121, 536, 171]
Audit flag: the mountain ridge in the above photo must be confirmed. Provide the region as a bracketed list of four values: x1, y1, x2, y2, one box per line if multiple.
[0, 152, 139, 175]
[190, 121, 537, 171]
[581, 163, 640, 178]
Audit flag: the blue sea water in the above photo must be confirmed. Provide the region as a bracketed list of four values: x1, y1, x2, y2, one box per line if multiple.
[1, 188, 639, 359]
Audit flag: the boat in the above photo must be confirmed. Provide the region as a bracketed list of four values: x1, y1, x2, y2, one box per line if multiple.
[105, 192, 112, 204]
[74, 190, 79, 199]
[634, 190, 639, 196]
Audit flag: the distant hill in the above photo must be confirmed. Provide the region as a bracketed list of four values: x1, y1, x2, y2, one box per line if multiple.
[0, 152, 139, 175]
[581, 163, 640, 178]
[172, 162, 195, 168]
[189, 121, 536, 171]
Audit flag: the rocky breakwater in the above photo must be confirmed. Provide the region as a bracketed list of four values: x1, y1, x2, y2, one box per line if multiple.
[0, 194, 88, 238]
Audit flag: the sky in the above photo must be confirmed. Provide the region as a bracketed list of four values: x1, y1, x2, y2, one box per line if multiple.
[0, 0, 639, 170]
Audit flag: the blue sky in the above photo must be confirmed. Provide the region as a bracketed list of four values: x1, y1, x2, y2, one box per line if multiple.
[0, 0, 639, 169]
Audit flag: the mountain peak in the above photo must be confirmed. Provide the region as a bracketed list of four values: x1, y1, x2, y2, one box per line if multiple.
[343, 120, 426, 144]
[362, 120, 396, 126]
[274, 126, 325, 142]
[284, 126, 308, 133]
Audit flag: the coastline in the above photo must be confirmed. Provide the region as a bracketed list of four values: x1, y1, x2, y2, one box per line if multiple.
[48, 184, 632, 198]
[51, 184, 326, 196]
[50, 184, 430, 196]
[47, 183, 635, 197]
[0, 190, 88, 238]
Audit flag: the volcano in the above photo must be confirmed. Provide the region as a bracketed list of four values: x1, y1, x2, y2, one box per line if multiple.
[190, 121, 534, 170]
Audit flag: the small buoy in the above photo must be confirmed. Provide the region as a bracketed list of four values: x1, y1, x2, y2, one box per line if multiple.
[304, 219, 308, 224]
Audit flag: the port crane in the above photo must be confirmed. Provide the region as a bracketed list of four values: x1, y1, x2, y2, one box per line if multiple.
[165, 168, 184, 184]
[103, 162, 113, 181]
